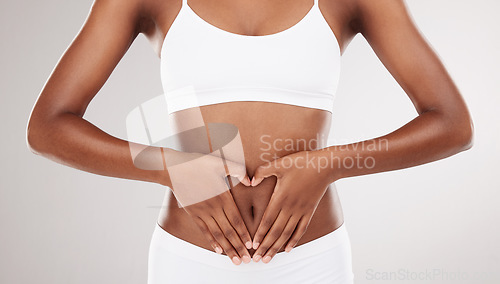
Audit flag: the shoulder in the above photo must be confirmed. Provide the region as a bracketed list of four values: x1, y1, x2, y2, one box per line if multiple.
[352, 0, 414, 36]
[88, 0, 153, 34]
[89, 0, 144, 15]
[353, 0, 409, 18]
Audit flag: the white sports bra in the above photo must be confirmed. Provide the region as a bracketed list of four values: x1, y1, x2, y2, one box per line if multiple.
[160, 0, 341, 114]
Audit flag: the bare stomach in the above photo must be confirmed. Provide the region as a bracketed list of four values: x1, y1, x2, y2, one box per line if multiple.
[157, 102, 344, 255]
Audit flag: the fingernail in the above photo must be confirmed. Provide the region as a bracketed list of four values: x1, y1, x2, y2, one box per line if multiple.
[215, 246, 223, 254]
[285, 246, 292, 253]
[263, 256, 272, 263]
[232, 256, 241, 265]
[251, 177, 255, 186]
[253, 254, 262, 262]
[245, 241, 252, 249]
[246, 177, 251, 186]
[252, 242, 259, 250]
[242, 255, 251, 264]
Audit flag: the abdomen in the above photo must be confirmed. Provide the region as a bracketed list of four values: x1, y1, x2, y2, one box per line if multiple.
[158, 102, 344, 249]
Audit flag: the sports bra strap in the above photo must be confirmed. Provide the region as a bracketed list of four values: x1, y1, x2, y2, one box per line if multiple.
[314, 0, 318, 7]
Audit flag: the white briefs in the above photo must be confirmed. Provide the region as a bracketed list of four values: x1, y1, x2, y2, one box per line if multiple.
[147, 222, 354, 284]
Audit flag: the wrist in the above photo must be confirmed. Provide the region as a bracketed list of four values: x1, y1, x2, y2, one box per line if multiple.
[310, 147, 344, 183]
[155, 147, 175, 187]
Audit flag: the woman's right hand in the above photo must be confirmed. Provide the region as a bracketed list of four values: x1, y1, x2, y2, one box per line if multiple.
[157, 149, 253, 265]
[184, 190, 253, 265]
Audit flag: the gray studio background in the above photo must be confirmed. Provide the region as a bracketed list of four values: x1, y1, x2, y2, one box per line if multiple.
[1, 0, 498, 283]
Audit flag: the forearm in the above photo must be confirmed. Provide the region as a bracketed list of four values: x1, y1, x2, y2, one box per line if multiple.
[27, 112, 167, 185]
[323, 109, 473, 181]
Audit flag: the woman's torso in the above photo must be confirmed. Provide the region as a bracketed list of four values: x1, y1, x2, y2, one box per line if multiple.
[142, 0, 359, 254]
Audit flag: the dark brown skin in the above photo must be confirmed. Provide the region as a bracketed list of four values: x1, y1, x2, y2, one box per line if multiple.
[26, 0, 474, 266]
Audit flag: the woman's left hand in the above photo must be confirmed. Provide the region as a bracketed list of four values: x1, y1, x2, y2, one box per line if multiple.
[249, 149, 339, 263]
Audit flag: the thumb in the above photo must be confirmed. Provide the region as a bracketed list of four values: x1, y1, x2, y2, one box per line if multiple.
[251, 161, 279, 187]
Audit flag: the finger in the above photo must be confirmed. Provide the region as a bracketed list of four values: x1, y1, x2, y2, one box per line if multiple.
[213, 212, 251, 263]
[262, 215, 301, 262]
[251, 161, 279, 186]
[252, 200, 281, 250]
[284, 214, 312, 252]
[224, 159, 251, 186]
[203, 216, 242, 265]
[193, 217, 223, 254]
[253, 211, 289, 263]
[223, 204, 253, 250]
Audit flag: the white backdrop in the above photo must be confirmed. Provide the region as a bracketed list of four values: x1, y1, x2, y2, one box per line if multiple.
[1, 0, 498, 283]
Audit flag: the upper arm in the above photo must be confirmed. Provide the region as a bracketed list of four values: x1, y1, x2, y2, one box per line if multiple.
[30, 0, 144, 120]
[356, 0, 471, 120]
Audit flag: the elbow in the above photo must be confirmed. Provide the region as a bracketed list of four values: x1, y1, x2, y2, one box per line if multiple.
[463, 120, 474, 150]
[27, 105, 40, 154]
[27, 102, 71, 155]
[26, 114, 50, 156]
[26, 122, 42, 155]
[450, 114, 474, 153]
[429, 104, 474, 154]
[26, 105, 61, 155]
[461, 119, 474, 151]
